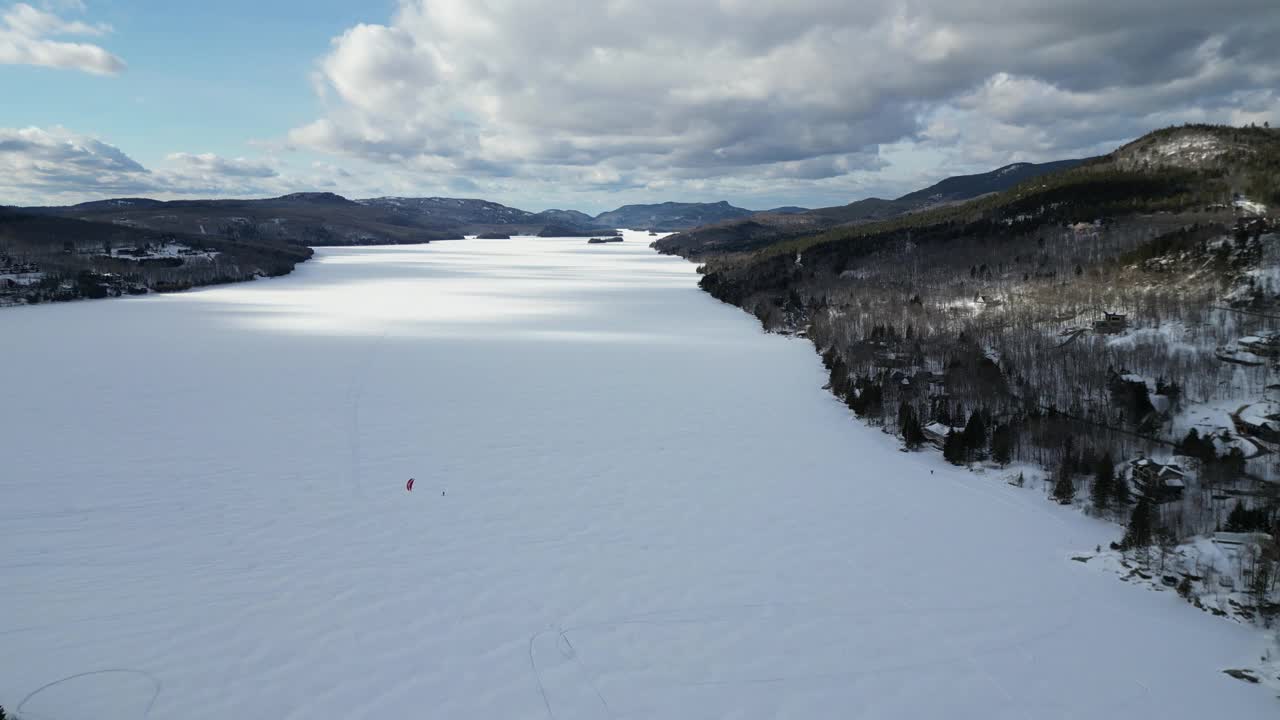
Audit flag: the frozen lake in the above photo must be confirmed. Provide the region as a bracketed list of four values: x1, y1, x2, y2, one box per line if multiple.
[2, 233, 1274, 718]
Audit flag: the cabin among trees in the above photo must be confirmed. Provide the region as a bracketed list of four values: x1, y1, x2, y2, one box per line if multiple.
[1093, 312, 1129, 334]
[1240, 415, 1280, 443]
[1128, 456, 1187, 503]
[922, 422, 956, 449]
[1237, 332, 1280, 358]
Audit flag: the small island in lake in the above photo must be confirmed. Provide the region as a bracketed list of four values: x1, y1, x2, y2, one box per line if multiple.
[587, 236, 624, 244]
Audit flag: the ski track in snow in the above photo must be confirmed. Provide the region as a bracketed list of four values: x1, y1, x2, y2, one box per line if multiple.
[1, 232, 1276, 719]
[17, 669, 161, 720]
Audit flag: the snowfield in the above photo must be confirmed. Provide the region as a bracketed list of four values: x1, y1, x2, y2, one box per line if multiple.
[1, 233, 1276, 718]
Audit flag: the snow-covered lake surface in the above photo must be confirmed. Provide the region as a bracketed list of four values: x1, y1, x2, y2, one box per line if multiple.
[2, 233, 1275, 718]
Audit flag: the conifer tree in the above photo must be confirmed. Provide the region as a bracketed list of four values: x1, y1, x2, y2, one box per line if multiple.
[990, 423, 1013, 466]
[935, 401, 952, 427]
[1223, 500, 1269, 532]
[1177, 428, 1214, 463]
[1122, 494, 1155, 548]
[1222, 447, 1247, 477]
[943, 430, 966, 465]
[903, 414, 926, 450]
[1225, 500, 1249, 532]
[828, 357, 850, 397]
[1061, 434, 1077, 476]
[1176, 576, 1192, 598]
[1250, 557, 1273, 607]
[962, 410, 988, 462]
[1053, 467, 1076, 504]
[1111, 465, 1131, 505]
[1091, 452, 1115, 511]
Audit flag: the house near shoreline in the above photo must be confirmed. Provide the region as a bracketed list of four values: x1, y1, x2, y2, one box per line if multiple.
[922, 422, 960, 449]
[1129, 455, 1186, 503]
[1237, 332, 1280, 358]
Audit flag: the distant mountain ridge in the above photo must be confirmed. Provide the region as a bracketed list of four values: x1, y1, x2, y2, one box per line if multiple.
[357, 196, 538, 227]
[12, 158, 1087, 253]
[653, 158, 1087, 257]
[534, 209, 598, 227]
[593, 200, 755, 231]
[16, 194, 768, 241]
[20, 194, 465, 246]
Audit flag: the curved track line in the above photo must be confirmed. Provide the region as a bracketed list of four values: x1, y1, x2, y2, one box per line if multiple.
[528, 627, 560, 720]
[18, 669, 161, 720]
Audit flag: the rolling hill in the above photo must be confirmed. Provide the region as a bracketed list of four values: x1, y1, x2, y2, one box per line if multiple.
[592, 201, 754, 231]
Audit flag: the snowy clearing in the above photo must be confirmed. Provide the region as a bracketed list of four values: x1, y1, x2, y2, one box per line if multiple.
[1, 232, 1277, 718]
[100, 243, 220, 261]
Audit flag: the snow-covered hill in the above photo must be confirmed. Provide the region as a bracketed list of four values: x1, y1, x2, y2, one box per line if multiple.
[1, 233, 1275, 718]
[1110, 125, 1280, 173]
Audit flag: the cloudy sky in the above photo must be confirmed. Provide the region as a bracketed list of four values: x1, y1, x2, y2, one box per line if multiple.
[2, 0, 1277, 212]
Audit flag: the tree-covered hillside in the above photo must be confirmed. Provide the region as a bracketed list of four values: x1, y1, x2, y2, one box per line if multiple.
[693, 125, 1280, 618]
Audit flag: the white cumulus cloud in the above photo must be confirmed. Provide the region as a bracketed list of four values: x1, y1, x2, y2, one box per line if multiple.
[287, 0, 1280, 207]
[167, 152, 280, 179]
[0, 2, 123, 74]
[0, 126, 356, 205]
